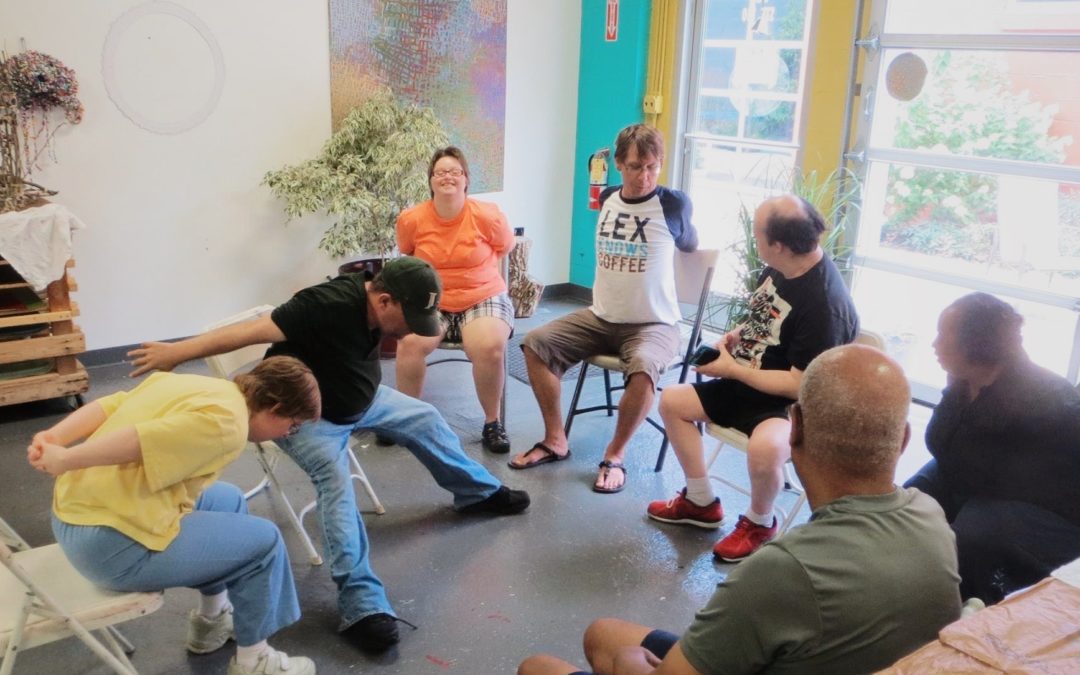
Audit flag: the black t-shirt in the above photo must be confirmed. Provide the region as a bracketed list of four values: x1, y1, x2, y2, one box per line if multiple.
[926, 356, 1080, 525]
[266, 274, 381, 424]
[733, 255, 859, 374]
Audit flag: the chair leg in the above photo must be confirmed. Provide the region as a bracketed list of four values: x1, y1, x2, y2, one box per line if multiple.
[603, 369, 614, 417]
[106, 626, 135, 655]
[654, 436, 670, 473]
[253, 445, 323, 566]
[347, 442, 386, 515]
[564, 362, 591, 436]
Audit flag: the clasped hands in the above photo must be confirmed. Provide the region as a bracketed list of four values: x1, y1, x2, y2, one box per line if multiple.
[27, 431, 70, 477]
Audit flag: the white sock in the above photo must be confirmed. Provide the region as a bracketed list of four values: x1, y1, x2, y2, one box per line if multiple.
[198, 591, 230, 618]
[684, 478, 715, 506]
[236, 641, 270, 669]
[745, 508, 774, 527]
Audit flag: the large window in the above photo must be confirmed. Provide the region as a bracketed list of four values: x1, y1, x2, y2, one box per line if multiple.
[846, 0, 1080, 398]
[679, 0, 814, 293]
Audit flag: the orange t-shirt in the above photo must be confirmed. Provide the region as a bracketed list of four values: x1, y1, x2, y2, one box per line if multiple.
[396, 199, 513, 313]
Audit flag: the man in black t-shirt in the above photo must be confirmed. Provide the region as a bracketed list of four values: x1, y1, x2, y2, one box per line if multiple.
[646, 195, 858, 562]
[129, 257, 530, 653]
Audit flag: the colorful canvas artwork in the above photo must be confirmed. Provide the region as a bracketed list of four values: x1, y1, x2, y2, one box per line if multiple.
[330, 0, 506, 193]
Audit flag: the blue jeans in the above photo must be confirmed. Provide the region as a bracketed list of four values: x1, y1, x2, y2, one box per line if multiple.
[276, 384, 502, 629]
[52, 482, 299, 646]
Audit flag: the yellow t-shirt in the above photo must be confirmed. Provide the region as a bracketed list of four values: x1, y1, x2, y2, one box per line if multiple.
[52, 372, 249, 551]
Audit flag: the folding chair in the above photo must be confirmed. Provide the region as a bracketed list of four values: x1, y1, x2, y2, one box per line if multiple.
[204, 306, 385, 567]
[563, 248, 720, 472]
[425, 257, 510, 424]
[703, 330, 887, 535]
[0, 515, 163, 675]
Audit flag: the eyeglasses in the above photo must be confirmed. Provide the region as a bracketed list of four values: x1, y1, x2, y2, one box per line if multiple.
[432, 168, 465, 178]
[622, 161, 661, 175]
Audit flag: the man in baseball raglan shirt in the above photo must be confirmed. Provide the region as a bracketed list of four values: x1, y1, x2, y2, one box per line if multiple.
[509, 124, 698, 494]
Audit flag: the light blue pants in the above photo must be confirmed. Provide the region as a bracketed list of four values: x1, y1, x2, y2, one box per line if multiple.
[52, 482, 299, 646]
[276, 384, 502, 630]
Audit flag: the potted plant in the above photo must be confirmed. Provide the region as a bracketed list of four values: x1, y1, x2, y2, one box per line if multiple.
[263, 85, 449, 263]
[715, 167, 860, 329]
[263, 86, 448, 356]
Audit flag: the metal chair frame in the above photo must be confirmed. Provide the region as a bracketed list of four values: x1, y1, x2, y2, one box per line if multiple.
[1, 516, 162, 675]
[204, 306, 384, 567]
[563, 249, 720, 472]
[703, 330, 888, 535]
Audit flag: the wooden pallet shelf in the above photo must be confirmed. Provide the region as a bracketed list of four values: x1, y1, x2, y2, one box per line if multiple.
[0, 256, 88, 406]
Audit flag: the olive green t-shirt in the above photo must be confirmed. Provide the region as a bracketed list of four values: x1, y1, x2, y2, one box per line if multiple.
[680, 488, 961, 674]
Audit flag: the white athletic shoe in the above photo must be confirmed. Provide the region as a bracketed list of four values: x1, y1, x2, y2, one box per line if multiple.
[186, 606, 235, 654]
[227, 648, 316, 675]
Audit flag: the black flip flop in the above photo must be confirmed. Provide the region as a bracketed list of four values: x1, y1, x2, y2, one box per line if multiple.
[508, 442, 571, 470]
[592, 459, 626, 494]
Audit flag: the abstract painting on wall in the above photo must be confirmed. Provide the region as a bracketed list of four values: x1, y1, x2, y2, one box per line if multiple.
[330, 0, 506, 193]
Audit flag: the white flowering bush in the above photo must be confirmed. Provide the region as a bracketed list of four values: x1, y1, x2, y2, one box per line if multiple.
[882, 52, 1071, 262]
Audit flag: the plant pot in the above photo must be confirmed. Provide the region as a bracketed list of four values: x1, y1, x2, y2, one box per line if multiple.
[338, 257, 398, 360]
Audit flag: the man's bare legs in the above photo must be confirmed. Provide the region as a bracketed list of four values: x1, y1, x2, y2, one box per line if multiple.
[657, 382, 790, 520]
[509, 345, 571, 466]
[594, 373, 655, 491]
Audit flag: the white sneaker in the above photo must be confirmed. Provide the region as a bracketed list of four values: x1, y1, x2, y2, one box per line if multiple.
[186, 607, 235, 654]
[227, 649, 316, 675]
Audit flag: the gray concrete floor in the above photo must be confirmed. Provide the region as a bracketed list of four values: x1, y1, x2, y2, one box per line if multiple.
[0, 297, 932, 674]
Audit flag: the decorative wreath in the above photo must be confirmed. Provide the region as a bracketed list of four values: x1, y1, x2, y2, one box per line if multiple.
[1, 50, 84, 124]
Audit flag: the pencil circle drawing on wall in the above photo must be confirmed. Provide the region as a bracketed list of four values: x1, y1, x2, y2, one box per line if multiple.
[102, 0, 225, 135]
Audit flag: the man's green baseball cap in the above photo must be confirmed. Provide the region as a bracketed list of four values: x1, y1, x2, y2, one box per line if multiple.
[377, 256, 443, 337]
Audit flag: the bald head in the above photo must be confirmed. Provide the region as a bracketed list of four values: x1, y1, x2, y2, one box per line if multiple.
[797, 344, 911, 481]
[757, 194, 826, 255]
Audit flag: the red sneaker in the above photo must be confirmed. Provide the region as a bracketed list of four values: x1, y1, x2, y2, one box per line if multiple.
[713, 515, 777, 562]
[646, 488, 723, 529]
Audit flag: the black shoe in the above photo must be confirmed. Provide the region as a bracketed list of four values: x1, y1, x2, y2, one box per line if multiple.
[481, 421, 511, 454]
[460, 485, 530, 515]
[343, 613, 406, 652]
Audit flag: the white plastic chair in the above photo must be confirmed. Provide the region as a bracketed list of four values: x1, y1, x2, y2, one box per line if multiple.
[204, 306, 385, 567]
[704, 330, 887, 535]
[563, 248, 720, 472]
[0, 515, 163, 675]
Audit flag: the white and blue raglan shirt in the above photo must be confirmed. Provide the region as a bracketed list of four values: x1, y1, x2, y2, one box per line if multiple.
[591, 185, 698, 325]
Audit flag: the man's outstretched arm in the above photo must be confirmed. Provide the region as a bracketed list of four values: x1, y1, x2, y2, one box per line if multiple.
[127, 314, 285, 377]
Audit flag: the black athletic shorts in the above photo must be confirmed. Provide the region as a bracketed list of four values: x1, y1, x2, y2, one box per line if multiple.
[692, 377, 792, 435]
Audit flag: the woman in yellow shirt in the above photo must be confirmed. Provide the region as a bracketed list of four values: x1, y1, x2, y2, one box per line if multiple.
[395, 146, 515, 454]
[28, 356, 321, 675]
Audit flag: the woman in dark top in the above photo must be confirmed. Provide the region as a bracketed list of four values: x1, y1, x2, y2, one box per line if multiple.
[905, 292, 1080, 603]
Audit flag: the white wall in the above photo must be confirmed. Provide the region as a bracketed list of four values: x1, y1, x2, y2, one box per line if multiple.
[0, 0, 579, 350]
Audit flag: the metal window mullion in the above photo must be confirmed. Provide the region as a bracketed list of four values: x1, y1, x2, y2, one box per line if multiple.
[879, 32, 1080, 53]
[865, 148, 1080, 184]
[702, 38, 807, 49]
[683, 132, 800, 152]
[853, 254, 1080, 311]
[698, 87, 802, 102]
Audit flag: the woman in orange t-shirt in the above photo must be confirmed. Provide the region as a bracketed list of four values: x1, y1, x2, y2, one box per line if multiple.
[395, 147, 515, 454]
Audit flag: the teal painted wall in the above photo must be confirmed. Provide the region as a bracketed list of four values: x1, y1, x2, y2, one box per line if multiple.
[569, 0, 652, 287]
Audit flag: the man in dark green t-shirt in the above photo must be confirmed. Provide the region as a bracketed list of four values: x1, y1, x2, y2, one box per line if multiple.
[129, 257, 530, 653]
[518, 345, 960, 675]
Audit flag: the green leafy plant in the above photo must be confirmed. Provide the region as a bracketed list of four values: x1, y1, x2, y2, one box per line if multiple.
[263, 86, 449, 258]
[714, 167, 860, 329]
[882, 52, 1071, 262]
